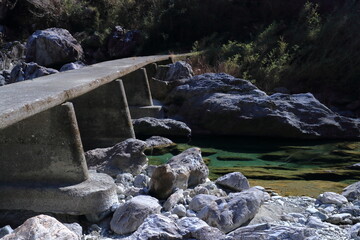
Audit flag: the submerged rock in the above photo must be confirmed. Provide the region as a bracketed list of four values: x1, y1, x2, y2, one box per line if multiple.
[2, 215, 80, 240]
[26, 28, 83, 67]
[165, 73, 360, 139]
[110, 195, 161, 235]
[132, 117, 191, 138]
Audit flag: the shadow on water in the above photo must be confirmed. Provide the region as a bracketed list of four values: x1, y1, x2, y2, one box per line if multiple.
[148, 135, 360, 197]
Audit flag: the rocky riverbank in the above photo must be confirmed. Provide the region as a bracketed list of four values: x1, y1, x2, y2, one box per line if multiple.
[1, 137, 360, 239]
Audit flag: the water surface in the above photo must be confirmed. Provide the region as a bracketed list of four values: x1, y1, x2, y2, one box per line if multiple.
[148, 136, 360, 197]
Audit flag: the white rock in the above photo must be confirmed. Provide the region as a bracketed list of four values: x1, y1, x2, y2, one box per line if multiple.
[317, 192, 348, 206]
[215, 172, 250, 192]
[349, 223, 360, 239]
[197, 188, 268, 233]
[163, 189, 184, 211]
[127, 214, 182, 240]
[110, 195, 161, 235]
[177, 217, 225, 240]
[171, 204, 187, 218]
[2, 215, 80, 240]
[189, 194, 219, 212]
[133, 174, 150, 188]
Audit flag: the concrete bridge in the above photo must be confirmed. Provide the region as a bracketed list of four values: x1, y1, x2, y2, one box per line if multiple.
[0, 54, 178, 216]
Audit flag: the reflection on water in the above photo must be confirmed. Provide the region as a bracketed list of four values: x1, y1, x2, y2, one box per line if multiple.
[147, 136, 360, 197]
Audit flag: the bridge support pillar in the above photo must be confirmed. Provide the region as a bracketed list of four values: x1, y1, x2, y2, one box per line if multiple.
[121, 68, 163, 119]
[0, 102, 118, 215]
[72, 80, 135, 150]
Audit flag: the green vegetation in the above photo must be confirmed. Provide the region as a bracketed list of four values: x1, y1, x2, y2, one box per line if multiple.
[190, 1, 360, 106]
[2, 0, 359, 106]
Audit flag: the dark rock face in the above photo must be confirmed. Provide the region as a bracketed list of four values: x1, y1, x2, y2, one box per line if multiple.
[0, 1, 16, 21]
[26, 28, 83, 67]
[132, 117, 191, 138]
[165, 73, 360, 139]
[9, 62, 58, 83]
[107, 26, 142, 59]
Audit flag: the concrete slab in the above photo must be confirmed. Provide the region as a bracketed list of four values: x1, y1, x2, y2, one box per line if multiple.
[0, 172, 118, 215]
[0, 55, 171, 130]
[72, 80, 135, 150]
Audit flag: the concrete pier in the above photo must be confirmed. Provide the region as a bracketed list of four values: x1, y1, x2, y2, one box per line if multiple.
[0, 54, 191, 215]
[72, 80, 135, 149]
[121, 68, 163, 118]
[0, 103, 118, 214]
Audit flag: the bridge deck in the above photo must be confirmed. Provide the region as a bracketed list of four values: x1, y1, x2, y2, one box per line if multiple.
[0, 55, 171, 129]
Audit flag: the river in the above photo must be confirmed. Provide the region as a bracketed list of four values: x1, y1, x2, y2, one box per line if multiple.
[148, 136, 360, 197]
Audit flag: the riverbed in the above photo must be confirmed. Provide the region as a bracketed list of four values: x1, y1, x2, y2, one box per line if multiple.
[148, 136, 360, 197]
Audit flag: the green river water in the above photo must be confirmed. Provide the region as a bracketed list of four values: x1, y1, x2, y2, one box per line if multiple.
[147, 136, 360, 197]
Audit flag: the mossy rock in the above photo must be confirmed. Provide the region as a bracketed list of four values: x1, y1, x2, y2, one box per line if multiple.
[144, 144, 177, 156]
[332, 150, 360, 159]
[280, 146, 314, 150]
[201, 148, 218, 156]
[337, 142, 360, 151]
[169, 144, 191, 155]
[259, 151, 289, 161]
[217, 155, 253, 161]
[203, 157, 211, 165]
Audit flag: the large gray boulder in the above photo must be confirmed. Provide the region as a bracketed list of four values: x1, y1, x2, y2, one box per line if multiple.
[85, 138, 148, 177]
[126, 214, 183, 240]
[9, 62, 58, 83]
[26, 28, 83, 67]
[165, 73, 360, 139]
[110, 195, 162, 235]
[215, 172, 250, 192]
[2, 215, 80, 240]
[132, 117, 191, 137]
[149, 148, 209, 199]
[195, 188, 269, 233]
[343, 181, 360, 202]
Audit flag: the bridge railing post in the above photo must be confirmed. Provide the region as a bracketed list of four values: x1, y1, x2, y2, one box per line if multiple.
[0, 102, 118, 214]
